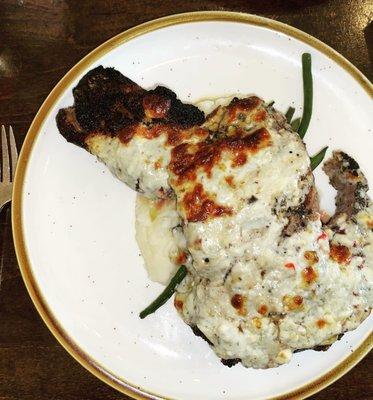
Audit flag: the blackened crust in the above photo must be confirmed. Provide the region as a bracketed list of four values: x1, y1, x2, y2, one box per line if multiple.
[293, 333, 344, 353]
[293, 345, 330, 353]
[221, 358, 241, 367]
[56, 107, 87, 148]
[57, 66, 205, 146]
[148, 86, 205, 127]
[191, 326, 213, 346]
[73, 66, 146, 132]
[340, 152, 360, 170]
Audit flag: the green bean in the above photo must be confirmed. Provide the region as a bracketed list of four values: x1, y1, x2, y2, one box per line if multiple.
[291, 117, 301, 131]
[298, 53, 313, 139]
[139, 265, 188, 319]
[285, 106, 295, 123]
[310, 146, 328, 170]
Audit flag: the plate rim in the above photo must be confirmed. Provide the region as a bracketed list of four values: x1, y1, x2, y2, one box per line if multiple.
[11, 10, 373, 400]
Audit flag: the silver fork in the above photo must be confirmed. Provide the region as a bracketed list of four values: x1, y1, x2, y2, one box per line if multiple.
[0, 125, 18, 212]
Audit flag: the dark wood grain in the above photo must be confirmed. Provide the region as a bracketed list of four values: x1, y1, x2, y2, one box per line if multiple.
[0, 1, 372, 399]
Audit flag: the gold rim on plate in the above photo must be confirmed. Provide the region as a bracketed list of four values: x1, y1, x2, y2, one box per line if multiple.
[11, 11, 373, 400]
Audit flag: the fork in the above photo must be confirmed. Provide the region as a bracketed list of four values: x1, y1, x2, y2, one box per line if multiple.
[0, 125, 18, 212]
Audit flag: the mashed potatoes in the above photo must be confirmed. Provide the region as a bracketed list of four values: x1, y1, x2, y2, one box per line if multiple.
[135, 195, 188, 284]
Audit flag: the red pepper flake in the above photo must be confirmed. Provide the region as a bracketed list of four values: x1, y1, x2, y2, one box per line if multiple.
[225, 176, 235, 188]
[154, 161, 161, 170]
[174, 298, 184, 311]
[330, 244, 351, 264]
[316, 319, 326, 328]
[231, 294, 246, 315]
[258, 304, 268, 315]
[285, 262, 295, 270]
[175, 251, 187, 265]
[302, 266, 318, 284]
[317, 231, 328, 241]
[231, 294, 243, 309]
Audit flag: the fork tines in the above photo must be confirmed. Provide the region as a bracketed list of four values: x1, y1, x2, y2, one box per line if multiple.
[1, 125, 18, 182]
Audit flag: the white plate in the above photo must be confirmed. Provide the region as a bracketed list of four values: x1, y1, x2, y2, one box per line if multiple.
[13, 12, 372, 400]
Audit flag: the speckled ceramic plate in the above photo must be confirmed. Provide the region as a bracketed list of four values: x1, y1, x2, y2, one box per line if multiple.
[12, 11, 372, 400]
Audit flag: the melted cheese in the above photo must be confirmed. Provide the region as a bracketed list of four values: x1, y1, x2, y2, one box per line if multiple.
[134, 96, 372, 368]
[86, 134, 172, 198]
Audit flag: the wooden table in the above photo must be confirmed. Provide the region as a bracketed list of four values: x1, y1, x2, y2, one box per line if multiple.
[0, 1, 372, 399]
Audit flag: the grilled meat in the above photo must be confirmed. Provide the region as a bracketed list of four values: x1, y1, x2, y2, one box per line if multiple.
[324, 151, 373, 328]
[57, 67, 372, 369]
[57, 66, 204, 198]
